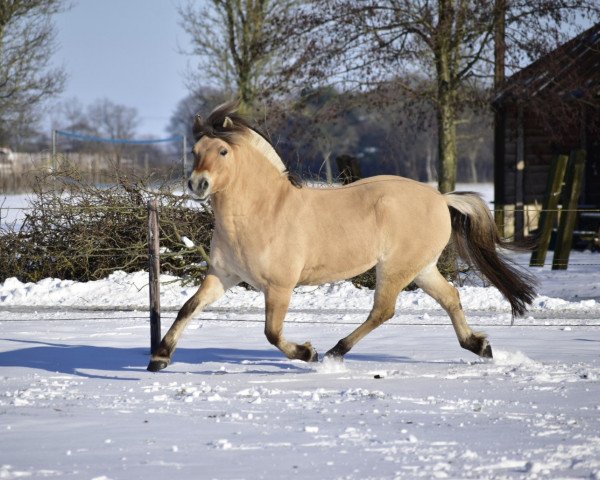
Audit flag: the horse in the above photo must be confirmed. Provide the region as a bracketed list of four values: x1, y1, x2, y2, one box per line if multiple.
[147, 102, 536, 372]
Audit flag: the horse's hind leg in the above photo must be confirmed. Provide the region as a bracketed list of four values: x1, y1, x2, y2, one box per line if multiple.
[414, 263, 492, 358]
[264, 287, 318, 362]
[325, 270, 409, 359]
[147, 270, 239, 372]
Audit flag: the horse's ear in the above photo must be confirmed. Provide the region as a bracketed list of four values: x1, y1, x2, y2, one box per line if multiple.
[223, 116, 234, 129]
[192, 115, 204, 140]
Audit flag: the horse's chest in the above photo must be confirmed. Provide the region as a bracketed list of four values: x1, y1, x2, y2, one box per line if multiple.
[211, 227, 275, 278]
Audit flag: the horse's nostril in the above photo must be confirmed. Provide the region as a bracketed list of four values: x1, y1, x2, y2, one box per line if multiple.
[200, 179, 209, 191]
[187, 180, 193, 191]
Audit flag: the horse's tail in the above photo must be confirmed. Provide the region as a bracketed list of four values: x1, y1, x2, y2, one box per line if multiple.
[445, 192, 537, 317]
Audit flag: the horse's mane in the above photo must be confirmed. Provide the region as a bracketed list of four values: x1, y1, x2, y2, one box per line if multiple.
[193, 101, 301, 187]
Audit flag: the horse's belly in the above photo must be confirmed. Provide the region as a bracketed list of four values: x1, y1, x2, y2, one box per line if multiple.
[298, 257, 377, 285]
[298, 232, 380, 285]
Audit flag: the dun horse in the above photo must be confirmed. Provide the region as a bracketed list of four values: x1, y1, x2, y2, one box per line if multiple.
[147, 102, 536, 372]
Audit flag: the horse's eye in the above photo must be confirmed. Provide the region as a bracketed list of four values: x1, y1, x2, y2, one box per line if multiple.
[220, 149, 228, 156]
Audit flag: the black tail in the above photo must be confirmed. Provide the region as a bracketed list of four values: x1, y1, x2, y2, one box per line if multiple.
[445, 192, 537, 317]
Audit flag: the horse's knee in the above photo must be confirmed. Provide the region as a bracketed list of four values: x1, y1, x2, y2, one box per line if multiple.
[371, 305, 395, 326]
[381, 305, 396, 322]
[178, 295, 200, 319]
[441, 285, 463, 313]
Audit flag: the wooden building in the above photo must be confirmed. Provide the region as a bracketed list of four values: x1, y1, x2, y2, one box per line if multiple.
[493, 23, 600, 239]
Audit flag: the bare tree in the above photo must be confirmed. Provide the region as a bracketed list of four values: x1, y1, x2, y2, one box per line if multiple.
[87, 98, 139, 140]
[178, 0, 296, 110]
[276, 0, 600, 192]
[85, 99, 139, 168]
[52, 98, 142, 172]
[0, 0, 66, 147]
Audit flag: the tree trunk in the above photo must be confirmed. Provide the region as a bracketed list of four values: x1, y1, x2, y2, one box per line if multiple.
[468, 151, 478, 183]
[435, 0, 458, 194]
[436, 87, 458, 193]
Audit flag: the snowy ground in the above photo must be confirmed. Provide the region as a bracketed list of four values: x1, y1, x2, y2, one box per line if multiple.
[1, 187, 600, 479]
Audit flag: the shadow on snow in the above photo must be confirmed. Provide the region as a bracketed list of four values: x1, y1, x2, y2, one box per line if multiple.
[0, 338, 427, 380]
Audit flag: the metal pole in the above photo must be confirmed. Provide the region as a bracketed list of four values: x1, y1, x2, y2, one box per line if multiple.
[182, 134, 188, 193]
[147, 199, 161, 354]
[51, 130, 57, 171]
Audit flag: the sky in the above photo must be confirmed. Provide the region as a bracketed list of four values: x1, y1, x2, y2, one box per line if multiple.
[50, 0, 193, 139]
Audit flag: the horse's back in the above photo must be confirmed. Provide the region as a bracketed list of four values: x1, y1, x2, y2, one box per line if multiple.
[295, 175, 452, 284]
[306, 175, 449, 232]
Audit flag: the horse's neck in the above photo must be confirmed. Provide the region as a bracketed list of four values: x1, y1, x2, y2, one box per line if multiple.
[212, 150, 293, 225]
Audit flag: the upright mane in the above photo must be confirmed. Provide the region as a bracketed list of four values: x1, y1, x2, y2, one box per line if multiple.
[193, 101, 292, 180]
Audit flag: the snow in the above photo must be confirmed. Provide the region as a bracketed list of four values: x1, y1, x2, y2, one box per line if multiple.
[1, 259, 599, 317]
[0, 193, 31, 231]
[1, 187, 600, 479]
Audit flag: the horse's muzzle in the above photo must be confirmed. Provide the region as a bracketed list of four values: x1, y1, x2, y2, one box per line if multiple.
[188, 175, 211, 200]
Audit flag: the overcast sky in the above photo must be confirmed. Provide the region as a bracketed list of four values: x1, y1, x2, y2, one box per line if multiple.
[51, 0, 193, 138]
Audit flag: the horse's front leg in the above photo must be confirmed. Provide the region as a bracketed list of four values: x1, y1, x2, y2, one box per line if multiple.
[147, 270, 238, 372]
[264, 288, 318, 362]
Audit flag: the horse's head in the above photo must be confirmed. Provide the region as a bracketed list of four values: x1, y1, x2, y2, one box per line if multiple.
[188, 101, 292, 200]
[188, 115, 237, 201]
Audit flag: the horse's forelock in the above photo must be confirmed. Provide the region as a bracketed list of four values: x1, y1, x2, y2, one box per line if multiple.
[193, 101, 271, 151]
[193, 101, 248, 142]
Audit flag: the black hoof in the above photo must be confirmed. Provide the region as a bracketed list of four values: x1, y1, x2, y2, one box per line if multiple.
[481, 343, 493, 358]
[147, 359, 168, 372]
[298, 342, 319, 363]
[461, 334, 493, 359]
[325, 340, 349, 359]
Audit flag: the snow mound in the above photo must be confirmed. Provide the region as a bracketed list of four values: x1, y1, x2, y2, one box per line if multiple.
[492, 349, 539, 368]
[1, 271, 599, 315]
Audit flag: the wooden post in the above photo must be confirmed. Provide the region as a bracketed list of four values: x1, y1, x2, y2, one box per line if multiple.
[147, 199, 161, 354]
[530, 154, 569, 266]
[514, 104, 525, 241]
[552, 150, 586, 270]
[493, 0, 506, 236]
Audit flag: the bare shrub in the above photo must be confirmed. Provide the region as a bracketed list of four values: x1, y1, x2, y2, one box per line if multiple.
[0, 167, 477, 290]
[0, 167, 213, 284]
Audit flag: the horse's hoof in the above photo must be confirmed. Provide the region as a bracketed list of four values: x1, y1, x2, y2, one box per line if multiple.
[461, 334, 493, 359]
[300, 342, 319, 362]
[324, 339, 349, 359]
[481, 342, 493, 358]
[147, 359, 169, 372]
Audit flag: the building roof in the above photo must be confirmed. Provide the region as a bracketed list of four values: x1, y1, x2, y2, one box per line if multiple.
[495, 22, 600, 105]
